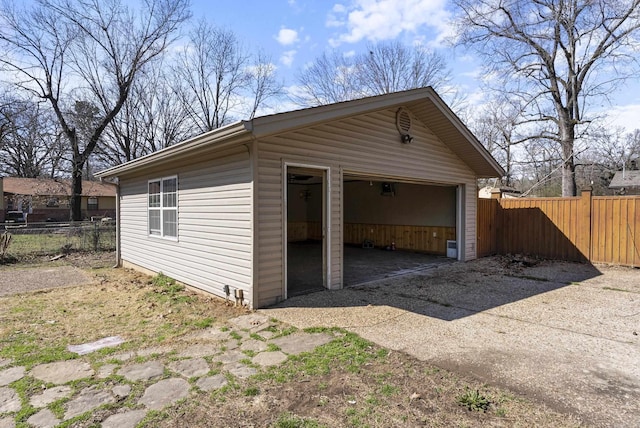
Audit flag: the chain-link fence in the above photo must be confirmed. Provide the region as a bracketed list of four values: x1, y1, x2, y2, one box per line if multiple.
[1, 221, 116, 259]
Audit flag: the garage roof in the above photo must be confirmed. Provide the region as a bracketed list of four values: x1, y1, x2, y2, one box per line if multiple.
[96, 87, 504, 179]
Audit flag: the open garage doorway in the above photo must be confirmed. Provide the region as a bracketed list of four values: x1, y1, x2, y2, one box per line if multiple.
[343, 176, 457, 285]
[285, 166, 328, 297]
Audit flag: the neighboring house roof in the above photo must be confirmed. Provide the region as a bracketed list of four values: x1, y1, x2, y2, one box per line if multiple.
[478, 186, 522, 199]
[609, 170, 640, 189]
[96, 87, 505, 179]
[2, 177, 116, 197]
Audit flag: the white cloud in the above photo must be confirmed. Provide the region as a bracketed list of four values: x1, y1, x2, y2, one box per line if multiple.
[604, 103, 640, 132]
[275, 28, 299, 46]
[280, 50, 297, 67]
[327, 0, 452, 47]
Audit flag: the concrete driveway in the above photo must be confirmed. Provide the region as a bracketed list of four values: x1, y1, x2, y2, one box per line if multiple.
[262, 256, 640, 428]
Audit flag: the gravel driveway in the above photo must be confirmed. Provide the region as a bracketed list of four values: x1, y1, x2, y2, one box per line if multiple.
[0, 266, 93, 297]
[264, 256, 640, 428]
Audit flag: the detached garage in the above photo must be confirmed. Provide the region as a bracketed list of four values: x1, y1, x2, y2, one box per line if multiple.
[96, 87, 504, 308]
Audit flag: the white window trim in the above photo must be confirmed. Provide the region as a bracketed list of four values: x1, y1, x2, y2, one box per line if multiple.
[148, 175, 178, 240]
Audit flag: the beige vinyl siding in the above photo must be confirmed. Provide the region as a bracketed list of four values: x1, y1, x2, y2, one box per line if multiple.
[256, 108, 477, 307]
[119, 148, 253, 304]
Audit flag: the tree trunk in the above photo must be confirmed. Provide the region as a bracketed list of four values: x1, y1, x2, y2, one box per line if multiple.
[560, 122, 577, 197]
[70, 160, 84, 221]
[561, 160, 576, 196]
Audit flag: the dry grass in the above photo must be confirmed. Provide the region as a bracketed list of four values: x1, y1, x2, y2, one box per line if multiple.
[0, 266, 246, 368]
[0, 259, 582, 427]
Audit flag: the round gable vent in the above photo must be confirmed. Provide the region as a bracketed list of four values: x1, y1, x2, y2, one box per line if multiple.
[396, 107, 412, 135]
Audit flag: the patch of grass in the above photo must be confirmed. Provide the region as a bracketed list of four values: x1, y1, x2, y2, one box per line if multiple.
[140, 409, 171, 427]
[273, 326, 298, 338]
[457, 387, 491, 412]
[365, 394, 380, 405]
[0, 334, 76, 368]
[255, 330, 386, 384]
[48, 399, 68, 419]
[229, 331, 243, 341]
[192, 317, 215, 329]
[10, 377, 45, 423]
[379, 383, 398, 396]
[147, 273, 193, 304]
[244, 386, 260, 396]
[212, 373, 240, 401]
[242, 350, 257, 358]
[345, 407, 369, 426]
[249, 332, 265, 341]
[266, 343, 281, 352]
[271, 412, 325, 428]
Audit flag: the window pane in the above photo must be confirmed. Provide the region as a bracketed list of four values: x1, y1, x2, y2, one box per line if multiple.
[148, 181, 161, 208]
[163, 209, 177, 237]
[149, 180, 160, 193]
[162, 178, 177, 208]
[148, 194, 160, 208]
[149, 210, 161, 235]
[163, 192, 177, 207]
[162, 178, 176, 193]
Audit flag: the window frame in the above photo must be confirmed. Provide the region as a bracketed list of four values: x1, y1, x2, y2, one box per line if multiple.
[147, 175, 178, 240]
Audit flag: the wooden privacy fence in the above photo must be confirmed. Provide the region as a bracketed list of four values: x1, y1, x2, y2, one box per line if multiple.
[477, 189, 640, 266]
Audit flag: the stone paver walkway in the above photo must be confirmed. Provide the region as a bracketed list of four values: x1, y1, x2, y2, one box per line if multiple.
[0, 313, 334, 427]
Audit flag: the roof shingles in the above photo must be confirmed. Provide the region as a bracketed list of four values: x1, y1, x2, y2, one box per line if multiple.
[2, 177, 116, 197]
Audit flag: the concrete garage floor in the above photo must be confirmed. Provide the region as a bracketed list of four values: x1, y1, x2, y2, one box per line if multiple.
[287, 241, 451, 296]
[267, 256, 640, 427]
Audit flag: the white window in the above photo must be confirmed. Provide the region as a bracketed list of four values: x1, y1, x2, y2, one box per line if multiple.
[148, 176, 177, 238]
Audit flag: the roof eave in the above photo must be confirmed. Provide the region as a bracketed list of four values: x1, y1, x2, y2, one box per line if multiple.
[95, 122, 251, 178]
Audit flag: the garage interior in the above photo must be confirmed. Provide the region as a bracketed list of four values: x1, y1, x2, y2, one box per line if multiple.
[287, 170, 458, 296]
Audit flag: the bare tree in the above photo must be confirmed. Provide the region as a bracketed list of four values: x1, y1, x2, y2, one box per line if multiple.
[246, 50, 284, 119]
[0, 0, 190, 220]
[357, 41, 450, 95]
[573, 127, 640, 194]
[294, 51, 361, 106]
[472, 96, 536, 186]
[0, 97, 63, 177]
[294, 41, 451, 106]
[174, 21, 282, 133]
[452, 0, 640, 196]
[98, 61, 191, 167]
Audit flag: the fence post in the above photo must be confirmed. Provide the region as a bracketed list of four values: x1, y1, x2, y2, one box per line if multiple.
[93, 222, 99, 252]
[580, 186, 593, 262]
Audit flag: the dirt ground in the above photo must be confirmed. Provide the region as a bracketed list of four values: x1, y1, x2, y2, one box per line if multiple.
[0, 253, 637, 427]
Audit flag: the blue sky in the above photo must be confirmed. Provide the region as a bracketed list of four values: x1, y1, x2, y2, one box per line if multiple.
[191, 0, 640, 132]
